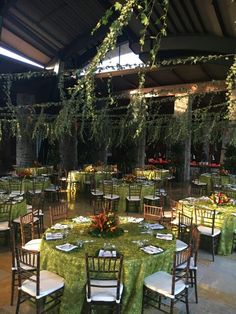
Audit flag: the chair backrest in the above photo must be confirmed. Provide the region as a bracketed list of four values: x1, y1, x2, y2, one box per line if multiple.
[85, 254, 123, 303]
[143, 204, 163, 222]
[0, 202, 12, 224]
[172, 245, 191, 295]
[49, 202, 68, 226]
[194, 206, 216, 236]
[191, 226, 200, 267]
[211, 174, 221, 188]
[15, 246, 40, 295]
[128, 184, 142, 199]
[20, 212, 37, 246]
[103, 180, 113, 197]
[8, 178, 23, 194]
[32, 177, 45, 193]
[177, 212, 193, 244]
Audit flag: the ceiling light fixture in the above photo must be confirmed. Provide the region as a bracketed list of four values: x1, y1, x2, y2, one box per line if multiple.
[0, 46, 44, 69]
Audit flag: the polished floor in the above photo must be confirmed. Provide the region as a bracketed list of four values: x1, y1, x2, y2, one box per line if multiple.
[0, 189, 236, 314]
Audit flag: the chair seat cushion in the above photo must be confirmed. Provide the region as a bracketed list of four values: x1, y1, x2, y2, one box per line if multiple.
[87, 279, 123, 303]
[103, 194, 120, 200]
[0, 221, 10, 231]
[143, 195, 160, 201]
[176, 239, 188, 252]
[21, 269, 64, 299]
[91, 190, 103, 196]
[192, 180, 207, 186]
[23, 239, 42, 252]
[144, 271, 186, 299]
[197, 225, 221, 237]
[126, 196, 141, 201]
[163, 211, 174, 219]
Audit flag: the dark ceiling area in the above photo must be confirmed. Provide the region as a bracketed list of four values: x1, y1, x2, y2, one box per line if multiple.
[0, 0, 235, 96]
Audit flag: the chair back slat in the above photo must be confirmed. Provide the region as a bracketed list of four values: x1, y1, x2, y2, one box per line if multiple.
[194, 206, 217, 235]
[144, 204, 163, 222]
[49, 203, 68, 226]
[20, 212, 37, 246]
[178, 212, 193, 245]
[103, 181, 113, 197]
[15, 246, 40, 295]
[0, 202, 12, 223]
[172, 246, 191, 295]
[85, 254, 123, 302]
[128, 184, 142, 199]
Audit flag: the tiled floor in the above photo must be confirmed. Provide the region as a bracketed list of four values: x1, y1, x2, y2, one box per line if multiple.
[0, 189, 236, 313]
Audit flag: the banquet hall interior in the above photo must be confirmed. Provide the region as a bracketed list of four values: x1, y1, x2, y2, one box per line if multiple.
[0, 1, 236, 314]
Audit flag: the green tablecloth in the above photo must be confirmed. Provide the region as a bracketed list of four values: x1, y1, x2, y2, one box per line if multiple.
[199, 173, 236, 194]
[11, 199, 27, 219]
[68, 171, 113, 192]
[0, 177, 51, 193]
[112, 183, 155, 213]
[40, 220, 175, 314]
[15, 166, 53, 176]
[180, 199, 236, 255]
[134, 169, 170, 180]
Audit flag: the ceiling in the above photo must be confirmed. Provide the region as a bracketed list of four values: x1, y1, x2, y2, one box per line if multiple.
[0, 0, 235, 91]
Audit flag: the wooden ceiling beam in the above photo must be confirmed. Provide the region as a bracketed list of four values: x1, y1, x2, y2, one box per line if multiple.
[116, 80, 226, 98]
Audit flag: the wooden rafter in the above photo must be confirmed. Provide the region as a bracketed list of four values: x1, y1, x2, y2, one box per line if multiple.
[116, 80, 226, 98]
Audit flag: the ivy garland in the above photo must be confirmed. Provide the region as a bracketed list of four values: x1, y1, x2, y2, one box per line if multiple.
[0, 0, 235, 151]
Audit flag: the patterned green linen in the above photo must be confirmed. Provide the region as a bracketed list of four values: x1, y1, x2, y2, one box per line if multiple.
[0, 177, 50, 193]
[199, 173, 236, 193]
[112, 183, 154, 213]
[40, 220, 175, 314]
[11, 199, 27, 219]
[134, 169, 169, 180]
[68, 171, 112, 192]
[15, 166, 53, 175]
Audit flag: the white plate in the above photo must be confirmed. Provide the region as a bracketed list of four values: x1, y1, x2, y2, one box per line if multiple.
[56, 243, 78, 252]
[141, 245, 164, 254]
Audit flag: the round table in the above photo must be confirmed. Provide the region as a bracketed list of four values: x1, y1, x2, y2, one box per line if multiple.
[179, 198, 236, 255]
[40, 219, 175, 314]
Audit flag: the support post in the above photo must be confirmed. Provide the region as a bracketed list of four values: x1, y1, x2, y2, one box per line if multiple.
[16, 94, 36, 167]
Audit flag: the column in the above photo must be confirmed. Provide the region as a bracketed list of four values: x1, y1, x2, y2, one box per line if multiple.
[16, 94, 36, 167]
[59, 123, 78, 171]
[174, 95, 193, 183]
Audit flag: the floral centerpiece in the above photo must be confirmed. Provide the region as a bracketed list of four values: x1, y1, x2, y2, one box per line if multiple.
[210, 192, 230, 205]
[218, 168, 229, 176]
[122, 174, 137, 184]
[89, 210, 123, 237]
[17, 169, 33, 178]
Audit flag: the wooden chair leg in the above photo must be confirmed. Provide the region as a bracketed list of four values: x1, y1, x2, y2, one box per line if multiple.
[10, 269, 16, 305]
[185, 288, 190, 314]
[212, 237, 215, 262]
[193, 270, 198, 303]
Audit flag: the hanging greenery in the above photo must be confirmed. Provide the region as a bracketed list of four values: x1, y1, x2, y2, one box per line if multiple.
[0, 0, 235, 153]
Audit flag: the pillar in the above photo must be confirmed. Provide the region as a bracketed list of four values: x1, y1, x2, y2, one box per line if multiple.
[59, 123, 78, 171]
[16, 94, 36, 167]
[174, 95, 193, 183]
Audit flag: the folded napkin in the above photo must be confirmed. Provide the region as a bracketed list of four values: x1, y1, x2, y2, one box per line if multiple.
[144, 223, 164, 230]
[156, 233, 173, 241]
[51, 223, 68, 230]
[45, 232, 64, 240]
[72, 216, 90, 223]
[141, 245, 164, 255]
[127, 217, 144, 223]
[56, 243, 78, 252]
[98, 250, 116, 257]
